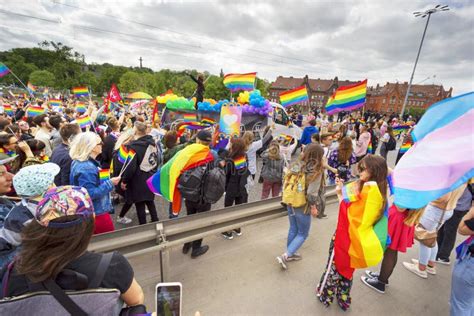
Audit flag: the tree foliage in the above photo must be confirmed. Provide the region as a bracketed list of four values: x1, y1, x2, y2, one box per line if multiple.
[0, 41, 270, 101]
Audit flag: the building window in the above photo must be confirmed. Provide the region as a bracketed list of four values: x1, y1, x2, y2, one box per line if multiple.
[382, 99, 386, 104]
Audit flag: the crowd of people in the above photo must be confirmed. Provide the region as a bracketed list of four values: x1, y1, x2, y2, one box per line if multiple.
[0, 92, 471, 316]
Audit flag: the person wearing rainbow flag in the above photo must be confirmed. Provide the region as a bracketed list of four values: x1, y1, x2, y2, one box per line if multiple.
[317, 155, 388, 311]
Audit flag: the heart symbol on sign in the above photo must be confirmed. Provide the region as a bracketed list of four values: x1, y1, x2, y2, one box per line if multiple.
[223, 114, 238, 125]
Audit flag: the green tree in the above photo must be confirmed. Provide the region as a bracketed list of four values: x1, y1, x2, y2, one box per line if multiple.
[78, 71, 98, 93]
[97, 65, 128, 95]
[204, 75, 230, 100]
[29, 70, 55, 87]
[0, 54, 38, 86]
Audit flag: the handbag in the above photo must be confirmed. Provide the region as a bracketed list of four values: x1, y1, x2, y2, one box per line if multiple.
[414, 209, 446, 248]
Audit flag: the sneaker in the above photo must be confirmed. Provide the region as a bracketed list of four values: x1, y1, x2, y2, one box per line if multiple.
[182, 243, 191, 254]
[411, 259, 436, 275]
[317, 214, 328, 219]
[221, 232, 234, 240]
[191, 245, 209, 258]
[364, 270, 389, 286]
[436, 257, 450, 265]
[403, 262, 428, 279]
[361, 276, 385, 294]
[233, 228, 242, 236]
[276, 255, 288, 270]
[116, 216, 132, 224]
[286, 253, 302, 261]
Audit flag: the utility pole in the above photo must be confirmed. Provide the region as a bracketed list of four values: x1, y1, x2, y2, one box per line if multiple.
[400, 4, 449, 118]
[139, 57, 143, 69]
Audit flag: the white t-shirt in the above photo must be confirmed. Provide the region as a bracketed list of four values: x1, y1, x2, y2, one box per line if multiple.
[246, 140, 263, 175]
[381, 133, 390, 143]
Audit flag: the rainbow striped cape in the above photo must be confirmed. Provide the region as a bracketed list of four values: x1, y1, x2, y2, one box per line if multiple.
[147, 144, 214, 214]
[334, 181, 388, 279]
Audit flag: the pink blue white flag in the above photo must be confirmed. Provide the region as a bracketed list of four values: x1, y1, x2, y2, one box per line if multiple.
[393, 92, 474, 209]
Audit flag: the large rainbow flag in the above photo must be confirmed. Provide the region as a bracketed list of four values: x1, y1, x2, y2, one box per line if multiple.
[326, 79, 367, 115]
[279, 86, 308, 108]
[147, 144, 214, 214]
[393, 92, 474, 209]
[26, 106, 45, 117]
[223, 72, 257, 92]
[334, 181, 388, 279]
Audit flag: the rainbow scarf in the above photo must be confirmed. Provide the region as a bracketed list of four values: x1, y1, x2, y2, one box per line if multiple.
[147, 144, 214, 215]
[334, 181, 388, 279]
[99, 168, 110, 183]
[233, 156, 247, 170]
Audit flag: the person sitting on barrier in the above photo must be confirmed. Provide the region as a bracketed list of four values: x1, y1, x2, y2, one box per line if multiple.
[0, 186, 146, 314]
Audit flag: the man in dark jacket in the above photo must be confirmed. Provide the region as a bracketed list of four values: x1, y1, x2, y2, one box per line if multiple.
[50, 123, 80, 186]
[121, 121, 159, 225]
[100, 117, 121, 169]
[300, 119, 319, 145]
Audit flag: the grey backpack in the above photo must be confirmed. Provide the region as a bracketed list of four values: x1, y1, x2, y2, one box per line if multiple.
[0, 253, 122, 316]
[202, 167, 226, 204]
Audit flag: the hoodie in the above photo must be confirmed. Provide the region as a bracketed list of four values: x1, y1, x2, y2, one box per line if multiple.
[300, 126, 319, 145]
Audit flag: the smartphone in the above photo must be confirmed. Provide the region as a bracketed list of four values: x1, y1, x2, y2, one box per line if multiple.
[156, 282, 182, 316]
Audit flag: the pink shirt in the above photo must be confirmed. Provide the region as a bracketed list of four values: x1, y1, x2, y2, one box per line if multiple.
[355, 131, 371, 157]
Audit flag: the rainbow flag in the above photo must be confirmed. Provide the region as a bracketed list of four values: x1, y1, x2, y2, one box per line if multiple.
[125, 149, 136, 163]
[99, 169, 110, 183]
[3, 105, 13, 116]
[147, 144, 214, 215]
[234, 156, 247, 170]
[393, 124, 410, 136]
[183, 113, 197, 123]
[223, 72, 257, 92]
[0, 62, 10, 77]
[26, 106, 45, 117]
[176, 121, 210, 137]
[76, 102, 87, 113]
[398, 142, 412, 154]
[77, 115, 92, 129]
[326, 79, 367, 115]
[201, 117, 216, 125]
[49, 99, 62, 107]
[334, 181, 388, 279]
[72, 86, 89, 98]
[393, 92, 474, 209]
[279, 86, 308, 108]
[117, 145, 129, 164]
[342, 181, 359, 202]
[367, 140, 373, 154]
[27, 82, 37, 93]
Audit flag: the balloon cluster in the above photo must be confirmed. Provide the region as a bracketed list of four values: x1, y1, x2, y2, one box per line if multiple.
[157, 93, 178, 104]
[244, 90, 272, 116]
[198, 99, 229, 112]
[166, 97, 195, 111]
[237, 91, 250, 104]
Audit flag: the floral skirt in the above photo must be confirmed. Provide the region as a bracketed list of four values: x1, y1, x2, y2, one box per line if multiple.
[316, 235, 353, 311]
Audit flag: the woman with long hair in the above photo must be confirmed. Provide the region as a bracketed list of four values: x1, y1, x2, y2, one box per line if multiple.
[327, 136, 356, 185]
[316, 154, 388, 311]
[2, 186, 145, 313]
[242, 129, 272, 180]
[379, 126, 395, 160]
[69, 132, 121, 234]
[221, 138, 250, 240]
[260, 140, 284, 199]
[276, 143, 327, 269]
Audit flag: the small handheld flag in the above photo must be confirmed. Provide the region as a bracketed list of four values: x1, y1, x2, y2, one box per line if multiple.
[183, 113, 197, 123]
[0, 62, 11, 78]
[26, 106, 45, 117]
[27, 82, 37, 93]
[99, 169, 110, 183]
[72, 86, 89, 98]
[77, 115, 92, 129]
[117, 145, 129, 164]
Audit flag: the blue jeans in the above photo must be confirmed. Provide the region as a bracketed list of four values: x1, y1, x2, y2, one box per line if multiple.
[287, 206, 311, 257]
[450, 256, 474, 315]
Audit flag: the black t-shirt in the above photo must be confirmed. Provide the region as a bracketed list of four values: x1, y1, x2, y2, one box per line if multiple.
[6, 251, 134, 297]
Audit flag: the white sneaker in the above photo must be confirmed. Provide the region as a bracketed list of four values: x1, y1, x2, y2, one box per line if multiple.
[116, 216, 132, 224]
[411, 259, 436, 275]
[403, 262, 428, 279]
[276, 255, 288, 270]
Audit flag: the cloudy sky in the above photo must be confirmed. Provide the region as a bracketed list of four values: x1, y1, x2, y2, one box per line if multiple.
[0, 0, 472, 94]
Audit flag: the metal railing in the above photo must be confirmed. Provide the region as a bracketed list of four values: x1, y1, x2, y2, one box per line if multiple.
[88, 188, 338, 281]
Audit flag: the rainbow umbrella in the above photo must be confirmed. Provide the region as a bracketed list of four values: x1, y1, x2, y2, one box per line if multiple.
[128, 92, 153, 99]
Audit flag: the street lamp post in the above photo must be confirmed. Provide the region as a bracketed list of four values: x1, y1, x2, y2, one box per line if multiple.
[400, 4, 449, 118]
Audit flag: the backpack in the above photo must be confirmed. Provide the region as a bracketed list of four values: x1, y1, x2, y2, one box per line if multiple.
[386, 136, 396, 151]
[140, 145, 159, 173]
[282, 166, 307, 208]
[261, 157, 284, 182]
[0, 253, 125, 316]
[202, 167, 226, 204]
[177, 165, 207, 203]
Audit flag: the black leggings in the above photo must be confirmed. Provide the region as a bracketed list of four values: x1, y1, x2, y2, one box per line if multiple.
[135, 201, 159, 225]
[119, 202, 133, 218]
[378, 248, 398, 284]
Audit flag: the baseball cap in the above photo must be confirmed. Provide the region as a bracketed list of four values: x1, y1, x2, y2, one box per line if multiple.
[197, 130, 212, 142]
[13, 163, 60, 197]
[36, 186, 94, 228]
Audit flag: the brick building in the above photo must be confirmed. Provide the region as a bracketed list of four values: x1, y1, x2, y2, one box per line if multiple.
[268, 75, 358, 113]
[366, 82, 452, 114]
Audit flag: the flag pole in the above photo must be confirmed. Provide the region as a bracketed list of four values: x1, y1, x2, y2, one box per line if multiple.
[8, 69, 34, 98]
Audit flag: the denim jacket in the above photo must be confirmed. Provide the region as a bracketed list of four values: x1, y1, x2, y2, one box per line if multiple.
[70, 159, 113, 216]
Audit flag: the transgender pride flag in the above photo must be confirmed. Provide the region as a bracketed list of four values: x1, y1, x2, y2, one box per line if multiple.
[393, 92, 474, 209]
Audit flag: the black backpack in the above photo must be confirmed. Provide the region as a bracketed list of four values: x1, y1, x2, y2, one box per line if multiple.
[177, 165, 207, 203]
[387, 136, 396, 151]
[202, 167, 226, 204]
